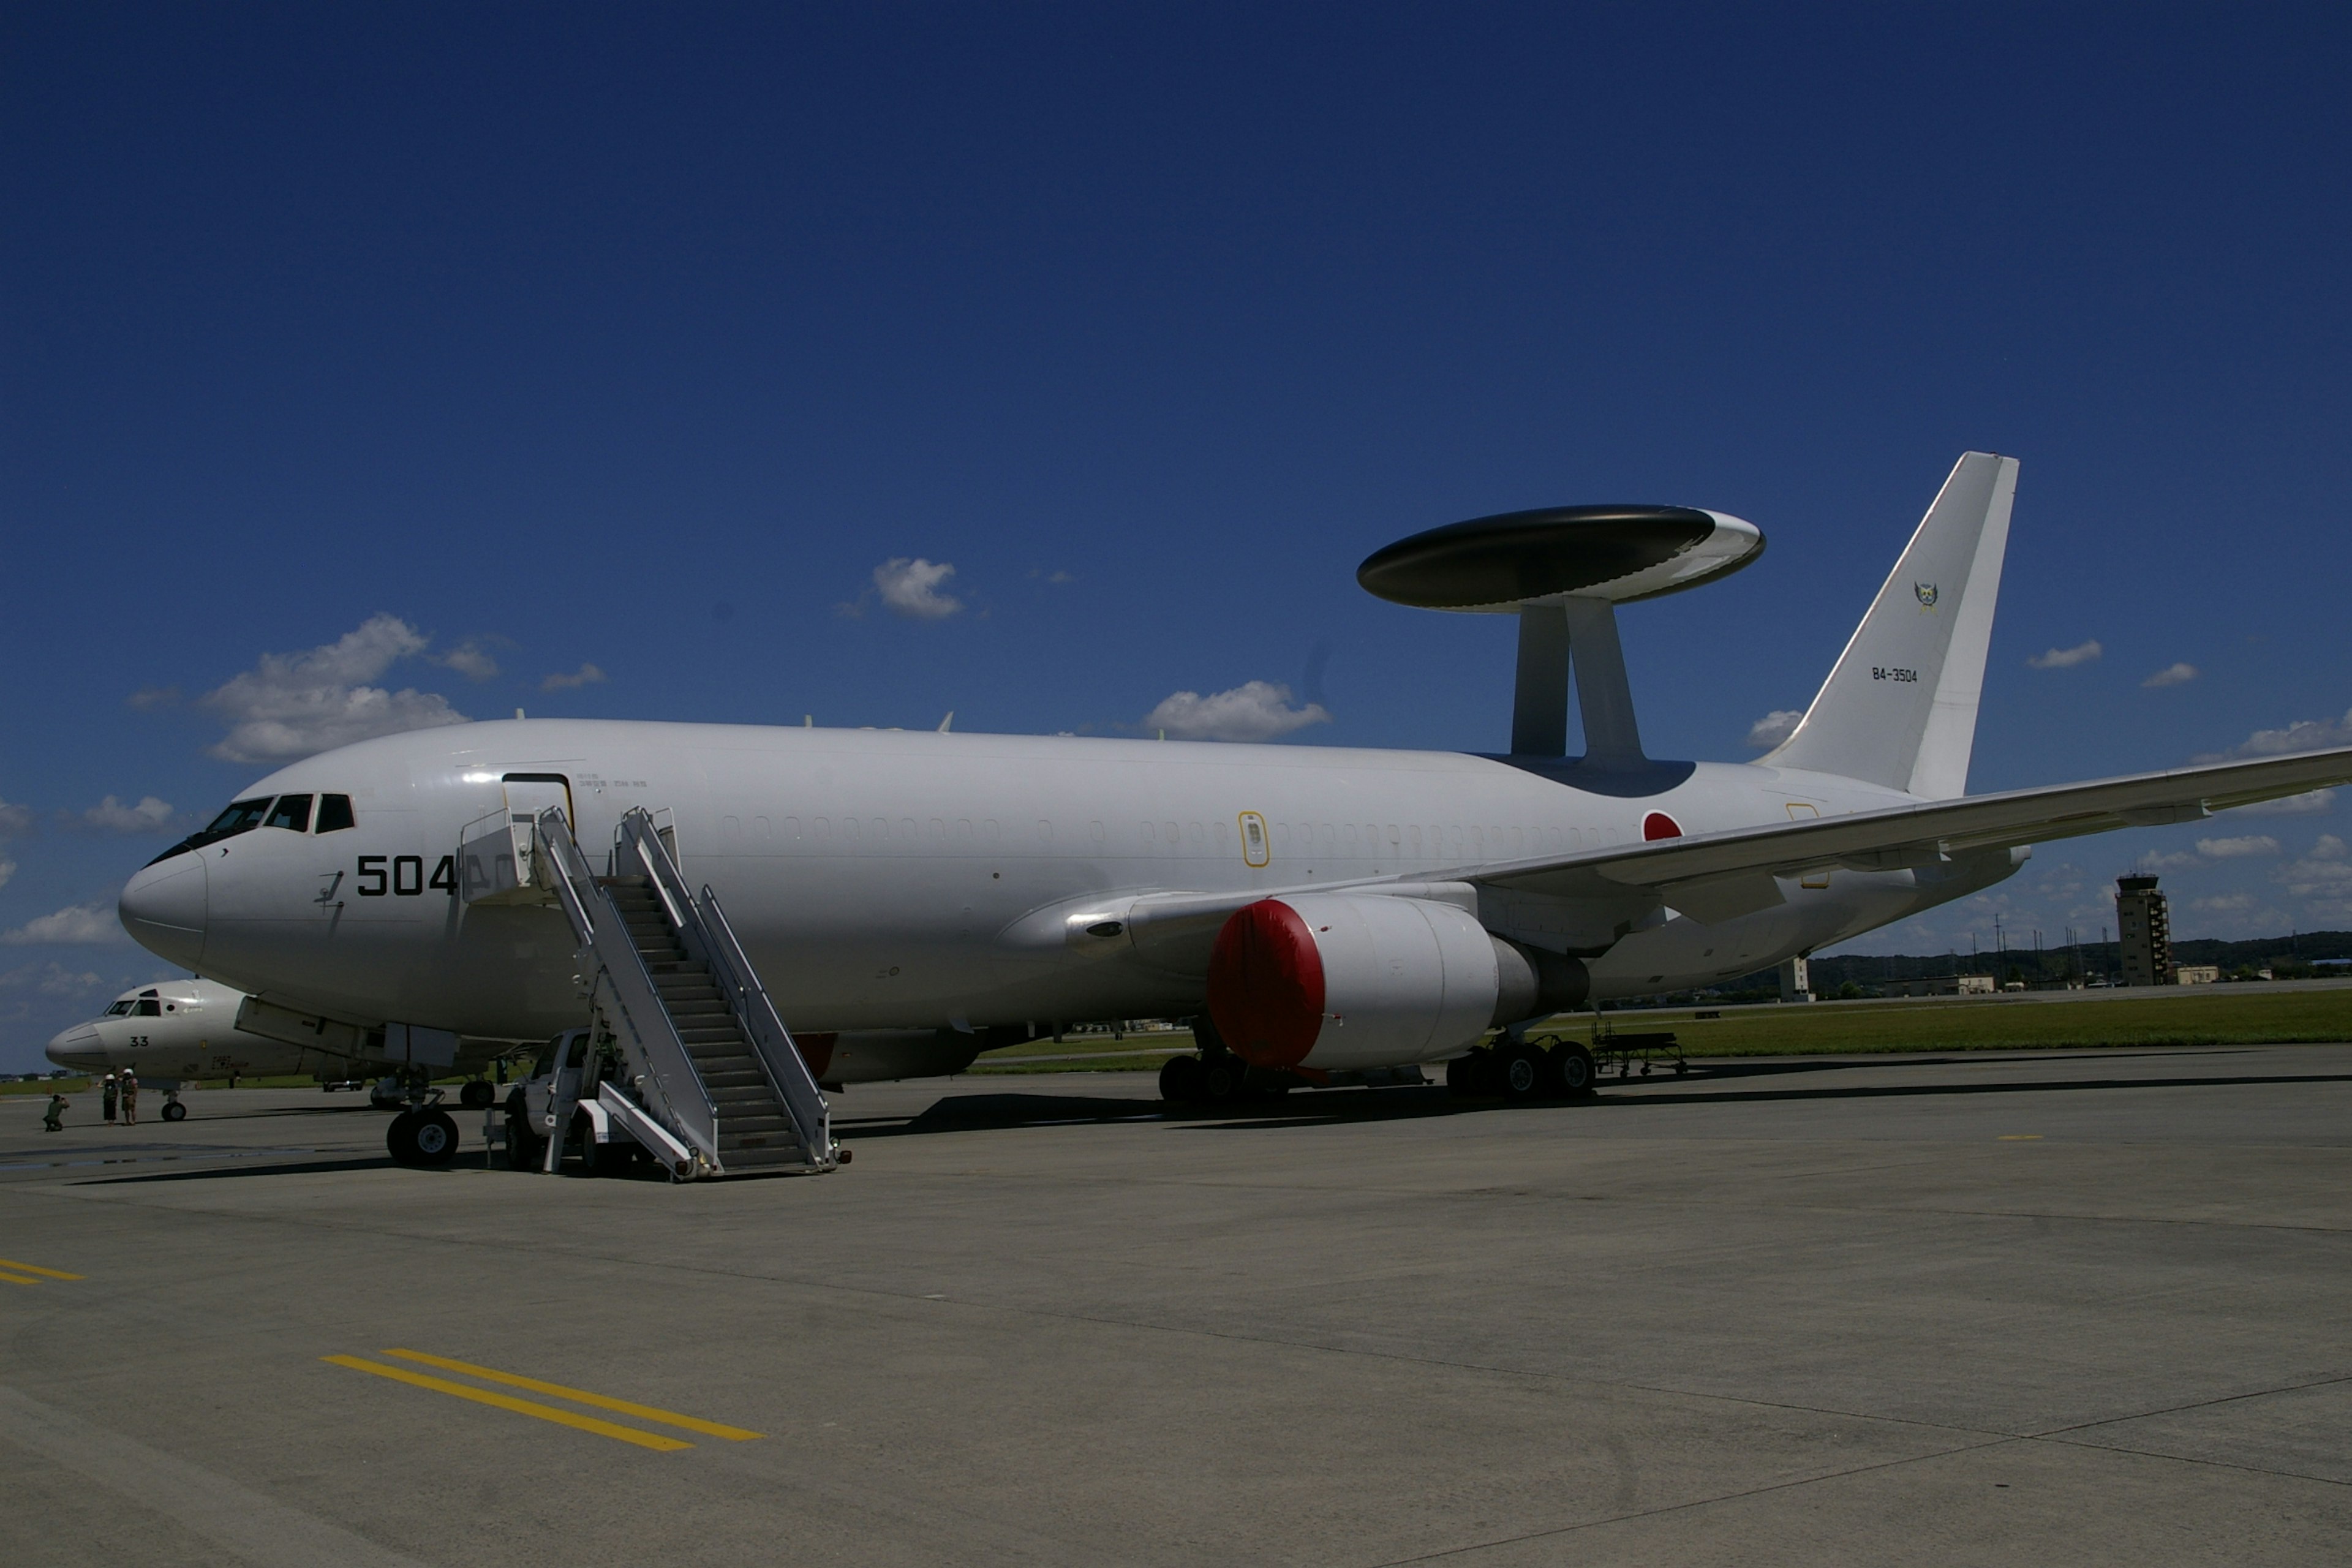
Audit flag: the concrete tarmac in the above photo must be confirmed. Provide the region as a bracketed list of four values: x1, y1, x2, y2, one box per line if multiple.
[2, 1045, 2348, 1566]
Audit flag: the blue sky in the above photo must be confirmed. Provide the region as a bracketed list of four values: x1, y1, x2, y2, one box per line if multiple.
[4, 5, 2349, 1067]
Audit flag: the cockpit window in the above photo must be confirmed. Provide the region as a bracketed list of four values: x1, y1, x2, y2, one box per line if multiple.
[204, 799, 272, 836]
[104, 1000, 135, 1016]
[134, 998, 162, 1017]
[314, 794, 356, 833]
[265, 794, 313, 832]
[147, 796, 274, 865]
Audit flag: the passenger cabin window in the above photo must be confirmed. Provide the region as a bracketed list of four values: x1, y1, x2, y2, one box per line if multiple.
[314, 794, 356, 833]
[265, 794, 313, 832]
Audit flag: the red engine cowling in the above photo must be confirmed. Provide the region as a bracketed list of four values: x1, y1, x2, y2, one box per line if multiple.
[1207, 893, 1502, 1072]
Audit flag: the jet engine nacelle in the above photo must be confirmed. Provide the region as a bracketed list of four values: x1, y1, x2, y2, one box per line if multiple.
[1207, 893, 1585, 1072]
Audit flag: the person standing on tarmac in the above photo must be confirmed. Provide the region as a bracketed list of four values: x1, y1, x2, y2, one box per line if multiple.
[119, 1069, 138, 1126]
[43, 1093, 68, 1132]
[100, 1072, 117, 1125]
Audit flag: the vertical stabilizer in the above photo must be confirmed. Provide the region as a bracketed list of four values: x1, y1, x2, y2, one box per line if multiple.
[1764, 452, 2017, 799]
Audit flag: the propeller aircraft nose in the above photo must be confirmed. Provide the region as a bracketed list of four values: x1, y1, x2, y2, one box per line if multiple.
[119, 853, 206, 968]
[45, 1023, 104, 1072]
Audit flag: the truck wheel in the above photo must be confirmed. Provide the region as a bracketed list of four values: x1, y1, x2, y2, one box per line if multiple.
[505, 1117, 543, 1170]
[572, 1116, 613, 1177]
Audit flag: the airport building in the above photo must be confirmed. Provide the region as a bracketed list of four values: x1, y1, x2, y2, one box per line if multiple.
[2116, 874, 2174, 986]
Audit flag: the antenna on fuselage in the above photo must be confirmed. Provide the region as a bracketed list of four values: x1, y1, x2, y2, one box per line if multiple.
[1356, 503, 1765, 766]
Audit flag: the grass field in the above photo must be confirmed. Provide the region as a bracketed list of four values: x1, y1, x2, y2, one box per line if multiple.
[971, 986, 2352, 1072]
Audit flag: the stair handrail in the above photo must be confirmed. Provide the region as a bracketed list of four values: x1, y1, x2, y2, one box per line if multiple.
[612, 808, 835, 1170]
[530, 807, 721, 1167]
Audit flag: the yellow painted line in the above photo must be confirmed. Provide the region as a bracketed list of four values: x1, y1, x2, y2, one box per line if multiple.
[0, 1258, 83, 1280]
[322, 1357, 692, 1452]
[1997, 1134, 2044, 1141]
[379, 1348, 763, 1441]
[0, 1271, 45, 1286]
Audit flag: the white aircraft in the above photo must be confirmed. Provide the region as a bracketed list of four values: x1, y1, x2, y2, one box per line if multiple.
[40, 976, 524, 1114]
[113, 454, 2352, 1166]
[42, 978, 312, 1120]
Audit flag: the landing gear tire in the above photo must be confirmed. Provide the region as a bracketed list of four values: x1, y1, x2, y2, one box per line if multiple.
[1159, 1054, 1206, 1105]
[389, 1109, 459, 1167]
[161, 1100, 187, 1123]
[1548, 1042, 1598, 1098]
[459, 1080, 494, 1110]
[1498, 1040, 1548, 1101]
[1201, 1054, 1250, 1103]
[1447, 1050, 1495, 1098]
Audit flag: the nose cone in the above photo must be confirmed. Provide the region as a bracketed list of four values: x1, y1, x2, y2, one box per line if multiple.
[120, 853, 206, 968]
[46, 1023, 104, 1071]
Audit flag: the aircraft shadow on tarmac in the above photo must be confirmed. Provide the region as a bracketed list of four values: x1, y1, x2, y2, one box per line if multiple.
[77, 1156, 403, 1185]
[845, 1049, 2352, 1138]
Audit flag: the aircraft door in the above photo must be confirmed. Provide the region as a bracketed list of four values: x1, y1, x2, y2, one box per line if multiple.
[502, 774, 575, 855]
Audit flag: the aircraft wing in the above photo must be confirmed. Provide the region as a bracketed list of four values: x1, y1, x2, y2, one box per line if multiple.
[1118, 745, 2352, 953]
[1474, 744, 2352, 921]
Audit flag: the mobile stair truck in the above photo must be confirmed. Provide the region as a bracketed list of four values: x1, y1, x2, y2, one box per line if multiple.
[464, 804, 842, 1181]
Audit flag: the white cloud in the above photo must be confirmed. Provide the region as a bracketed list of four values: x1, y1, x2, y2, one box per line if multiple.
[2191, 892, 2257, 913]
[0, 798, 32, 837]
[2137, 850, 2199, 870]
[1745, 709, 1804, 749]
[0, 858, 13, 890]
[1, 902, 128, 946]
[2141, 662, 2198, 688]
[2027, 639, 2102, 670]
[201, 614, 468, 763]
[81, 796, 176, 834]
[540, 663, 606, 692]
[1144, 680, 1333, 742]
[873, 557, 963, 620]
[126, 685, 179, 710]
[2275, 835, 2352, 900]
[2196, 834, 2280, 859]
[2220, 788, 2336, 816]
[435, 642, 500, 682]
[0, 959, 106, 997]
[2201, 706, 2352, 763]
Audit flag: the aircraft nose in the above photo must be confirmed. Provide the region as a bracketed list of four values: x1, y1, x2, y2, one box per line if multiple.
[119, 853, 206, 967]
[45, 1024, 103, 1071]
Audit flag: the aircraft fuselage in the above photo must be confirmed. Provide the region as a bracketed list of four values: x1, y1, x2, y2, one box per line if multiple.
[121, 720, 2021, 1047]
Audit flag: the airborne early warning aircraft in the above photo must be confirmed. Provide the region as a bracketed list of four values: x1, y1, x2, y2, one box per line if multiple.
[116, 454, 2352, 1172]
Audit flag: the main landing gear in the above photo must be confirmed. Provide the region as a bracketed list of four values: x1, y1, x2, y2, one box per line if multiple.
[1447, 1038, 1597, 1102]
[160, 1092, 188, 1123]
[1158, 1017, 1297, 1107]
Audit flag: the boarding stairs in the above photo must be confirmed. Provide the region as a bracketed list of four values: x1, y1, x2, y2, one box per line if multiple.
[513, 805, 837, 1178]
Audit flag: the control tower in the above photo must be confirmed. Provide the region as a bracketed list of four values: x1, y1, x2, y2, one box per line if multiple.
[2116, 875, 2173, 987]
